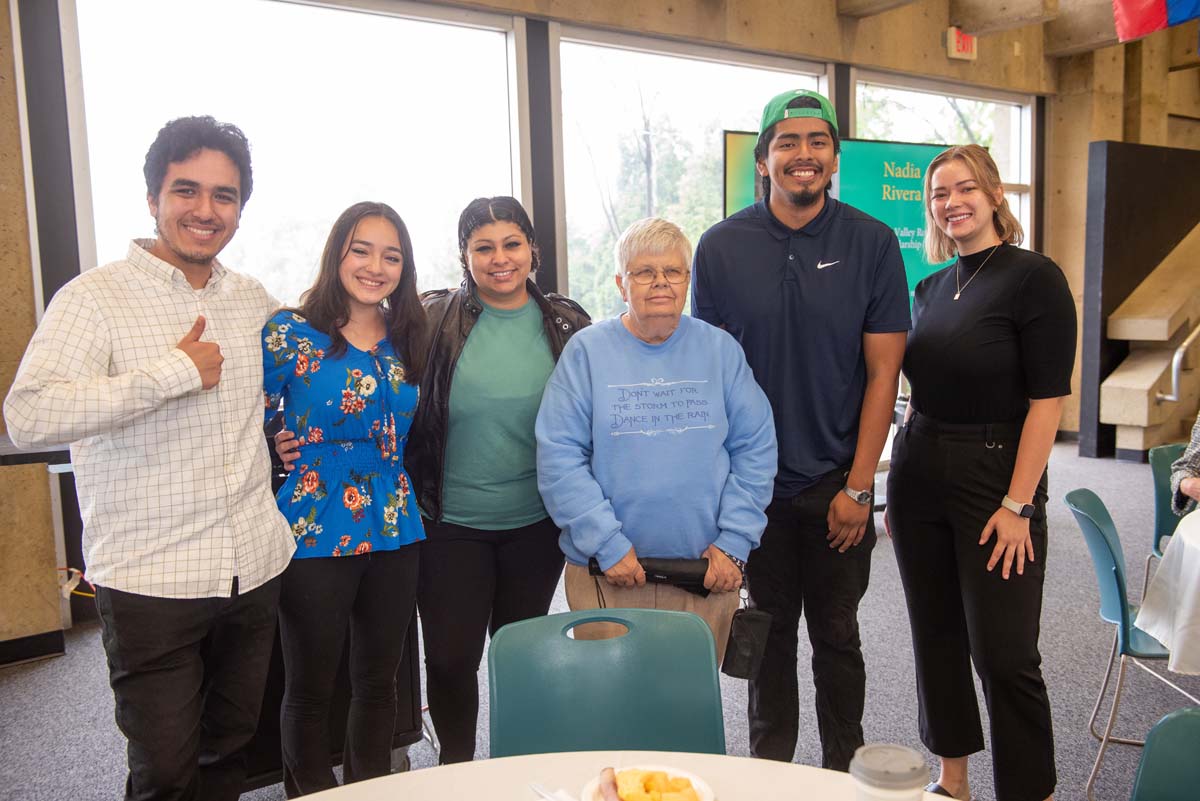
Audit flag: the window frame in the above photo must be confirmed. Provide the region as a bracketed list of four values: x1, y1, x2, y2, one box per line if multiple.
[10, 0, 46, 315]
[557, 24, 828, 76]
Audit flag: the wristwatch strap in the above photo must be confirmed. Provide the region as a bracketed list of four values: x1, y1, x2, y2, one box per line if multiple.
[1001, 495, 1035, 518]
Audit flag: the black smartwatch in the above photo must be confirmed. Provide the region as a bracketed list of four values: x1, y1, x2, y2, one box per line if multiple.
[1001, 495, 1035, 519]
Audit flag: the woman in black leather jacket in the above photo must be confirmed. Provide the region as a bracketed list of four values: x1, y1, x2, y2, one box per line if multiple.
[408, 196, 588, 762]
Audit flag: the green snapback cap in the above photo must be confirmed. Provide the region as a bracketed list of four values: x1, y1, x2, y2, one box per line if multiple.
[759, 89, 838, 136]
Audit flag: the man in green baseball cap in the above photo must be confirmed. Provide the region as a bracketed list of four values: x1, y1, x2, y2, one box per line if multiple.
[754, 88, 841, 214]
[692, 89, 909, 771]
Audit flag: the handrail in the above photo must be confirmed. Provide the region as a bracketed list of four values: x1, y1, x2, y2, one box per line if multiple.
[1156, 319, 1200, 403]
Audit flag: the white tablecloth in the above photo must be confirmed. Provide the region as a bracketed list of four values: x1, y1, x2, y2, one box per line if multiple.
[1136, 510, 1200, 674]
[302, 750, 942, 799]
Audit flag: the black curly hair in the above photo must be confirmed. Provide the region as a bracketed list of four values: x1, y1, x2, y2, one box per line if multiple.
[143, 116, 253, 208]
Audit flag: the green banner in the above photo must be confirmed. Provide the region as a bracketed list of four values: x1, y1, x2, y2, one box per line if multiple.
[723, 130, 760, 218]
[838, 139, 952, 295]
[722, 132, 951, 297]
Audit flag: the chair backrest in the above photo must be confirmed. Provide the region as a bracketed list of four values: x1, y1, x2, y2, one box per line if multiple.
[1129, 707, 1200, 801]
[1149, 443, 1187, 554]
[1064, 489, 1133, 644]
[487, 608, 726, 757]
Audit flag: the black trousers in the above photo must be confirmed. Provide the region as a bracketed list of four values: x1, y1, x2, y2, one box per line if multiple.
[746, 467, 875, 771]
[417, 515, 564, 763]
[886, 414, 1055, 801]
[95, 575, 281, 801]
[277, 546, 419, 797]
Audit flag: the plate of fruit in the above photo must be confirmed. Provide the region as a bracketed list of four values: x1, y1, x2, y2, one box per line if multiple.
[581, 765, 714, 801]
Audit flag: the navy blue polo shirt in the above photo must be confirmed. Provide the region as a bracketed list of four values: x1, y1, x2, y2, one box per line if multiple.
[692, 197, 910, 496]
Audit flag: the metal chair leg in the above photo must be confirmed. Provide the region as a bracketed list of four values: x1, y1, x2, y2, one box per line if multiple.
[1141, 551, 1157, 599]
[420, 704, 440, 761]
[1088, 632, 1119, 741]
[1129, 657, 1200, 706]
[1087, 655, 1129, 801]
[1088, 632, 1153, 747]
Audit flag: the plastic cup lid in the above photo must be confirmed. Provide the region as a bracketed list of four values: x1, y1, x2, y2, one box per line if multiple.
[849, 744, 928, 790]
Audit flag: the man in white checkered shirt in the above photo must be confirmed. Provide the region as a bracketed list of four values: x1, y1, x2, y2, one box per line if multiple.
[5, 116, 294, 801]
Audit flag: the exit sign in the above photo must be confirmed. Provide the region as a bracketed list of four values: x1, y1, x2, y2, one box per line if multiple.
[946, 26, 977, 61]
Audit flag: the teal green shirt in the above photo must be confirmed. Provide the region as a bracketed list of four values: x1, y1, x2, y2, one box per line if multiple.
[442, 298, 555, 529]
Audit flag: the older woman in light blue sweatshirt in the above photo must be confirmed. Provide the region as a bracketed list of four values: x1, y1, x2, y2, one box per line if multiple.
[535, 217, 777, 660]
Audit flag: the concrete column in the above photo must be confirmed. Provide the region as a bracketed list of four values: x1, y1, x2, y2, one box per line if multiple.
[0, 3, 63, 654]
[1123, 29, 1171, 146]
[1044, 45, 1124, 433]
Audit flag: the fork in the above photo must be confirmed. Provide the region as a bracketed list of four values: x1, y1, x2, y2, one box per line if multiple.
[529, 781, 578, 801]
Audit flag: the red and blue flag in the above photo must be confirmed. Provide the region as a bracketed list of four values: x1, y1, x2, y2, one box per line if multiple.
[1113, 0, 1200, 41]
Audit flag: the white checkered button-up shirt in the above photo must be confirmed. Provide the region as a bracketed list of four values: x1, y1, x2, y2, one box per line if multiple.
[5, 240, 295, 598]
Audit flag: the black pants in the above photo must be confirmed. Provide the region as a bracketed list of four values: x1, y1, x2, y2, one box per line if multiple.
[95, 576, 281, 801]
[277, 546, 420, 797]
[746, 467, 875, 771]
[887, 415, 1055, 801]
[417, 516, 564, 763]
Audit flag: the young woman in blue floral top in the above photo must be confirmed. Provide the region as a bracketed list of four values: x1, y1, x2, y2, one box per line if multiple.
[262, 201, 428, 796]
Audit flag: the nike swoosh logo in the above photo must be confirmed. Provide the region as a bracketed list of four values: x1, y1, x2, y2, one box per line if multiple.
[816, 260, 840, 270]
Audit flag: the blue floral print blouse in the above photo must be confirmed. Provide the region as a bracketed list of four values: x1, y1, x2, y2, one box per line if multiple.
[263, 310, 423, 558]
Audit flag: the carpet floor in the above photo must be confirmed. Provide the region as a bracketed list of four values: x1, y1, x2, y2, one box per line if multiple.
[2, 443, 1197, 800]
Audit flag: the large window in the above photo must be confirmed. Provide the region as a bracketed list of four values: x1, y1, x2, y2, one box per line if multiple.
[559, 37, 820, 319]
[74, 0, 516, 300]
[68, 6, 1037, 315]
[854, 75, 1034, 238]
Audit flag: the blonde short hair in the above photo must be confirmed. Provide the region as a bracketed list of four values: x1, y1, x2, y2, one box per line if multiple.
[923, 144, 1023, 263]
[614, 217, 693, 275]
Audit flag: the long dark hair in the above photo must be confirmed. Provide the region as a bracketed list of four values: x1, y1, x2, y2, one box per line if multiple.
[298, 201, 428, 383]
[457, 196, 541, 278]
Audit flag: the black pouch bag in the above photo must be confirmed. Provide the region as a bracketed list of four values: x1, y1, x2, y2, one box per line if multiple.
[721, 591, 771, 679]
[587, 557, 711, 597]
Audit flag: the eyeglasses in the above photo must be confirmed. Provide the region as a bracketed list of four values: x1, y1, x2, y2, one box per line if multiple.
[625, 266, 690, 285]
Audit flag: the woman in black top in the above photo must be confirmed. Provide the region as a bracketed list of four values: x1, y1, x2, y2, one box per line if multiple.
[886, 144, 1075, 801]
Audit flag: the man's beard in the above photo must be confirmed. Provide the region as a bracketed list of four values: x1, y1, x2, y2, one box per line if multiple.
[156, 224, 221, 265]
[783, 187, 823, 208]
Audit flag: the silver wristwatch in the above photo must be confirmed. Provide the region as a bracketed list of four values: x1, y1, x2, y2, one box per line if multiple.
[842, 485, 873, 506]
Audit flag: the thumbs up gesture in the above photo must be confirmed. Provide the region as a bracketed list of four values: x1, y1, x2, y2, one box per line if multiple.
[176, 315, 223, 389]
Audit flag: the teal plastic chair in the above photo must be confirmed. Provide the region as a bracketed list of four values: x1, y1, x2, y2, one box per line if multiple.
[1129, 707, 1200, 801]
[1144, 443, 1187, 597]
[1064, 489, 1200, 801]
[487, 608, 726, 757]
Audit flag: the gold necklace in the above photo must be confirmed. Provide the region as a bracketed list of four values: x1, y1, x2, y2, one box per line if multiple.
[954, 244, 1000, 301]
